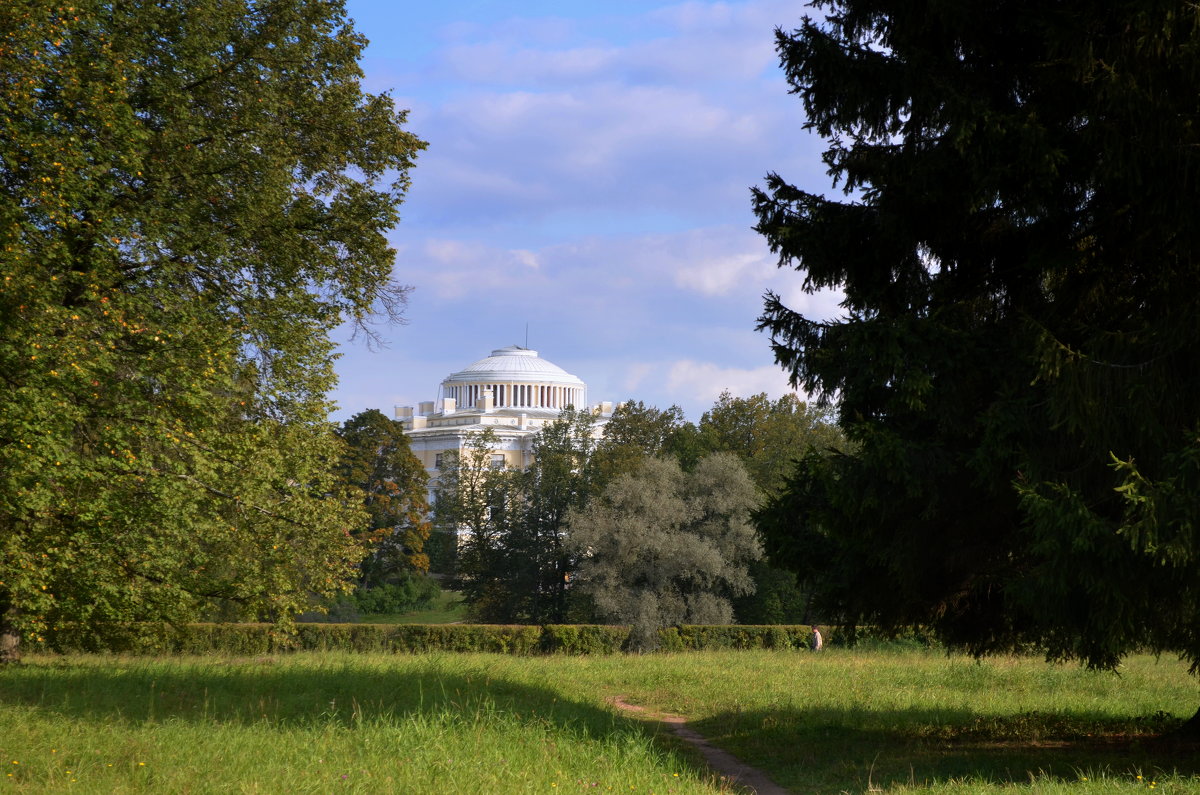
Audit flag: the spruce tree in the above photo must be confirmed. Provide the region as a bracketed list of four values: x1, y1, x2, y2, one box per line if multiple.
[754, 0, 1200, 716]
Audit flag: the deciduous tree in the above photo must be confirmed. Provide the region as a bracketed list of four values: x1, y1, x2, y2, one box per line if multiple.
[753, 0, 1200, 722]
[591, 401, 691, 489]
[518, 407, 597, 623]
[432, 429, 518, 616]
[697, 391, 844, 497]
[0, 0, 424, 658]
[336, 409, 431, 583]
[567, 453, 762, 651]
[693, 391, 845, 624]
[437, 411, 598, 624]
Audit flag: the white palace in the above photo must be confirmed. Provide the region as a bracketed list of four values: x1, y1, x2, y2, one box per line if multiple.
[395, 346, 612, 479]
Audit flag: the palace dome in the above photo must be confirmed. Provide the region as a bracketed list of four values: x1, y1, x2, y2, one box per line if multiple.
[438, 346, 586, 412]
[442, 346, 585, 386]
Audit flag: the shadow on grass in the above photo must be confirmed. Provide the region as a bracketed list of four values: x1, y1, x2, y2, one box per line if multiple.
[6, 659, 1196, 792]
[0, 656, 753, 792]
[0, 657, 635, 739]
[693, 705, 1200, 792]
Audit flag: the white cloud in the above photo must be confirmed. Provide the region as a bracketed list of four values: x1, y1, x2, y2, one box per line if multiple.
[382, 1, 822, 233]
[652, 0, 803, 31]
[674, 250, 773, 296]
[334, 1, 838, 425]
[417, 239, 551, 299]
[394, 224, 841, 325]
[443, 43, 619, 83]
[426, 83, 769, 192]
[663, 358, 798, 407]
[623, 362, 654, 392]
[775, 283, 846, 324]
[511, 249, 540, 269]
[437, 1, 801, 86]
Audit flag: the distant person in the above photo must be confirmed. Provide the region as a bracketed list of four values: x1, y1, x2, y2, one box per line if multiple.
[810, 625, 823, 652]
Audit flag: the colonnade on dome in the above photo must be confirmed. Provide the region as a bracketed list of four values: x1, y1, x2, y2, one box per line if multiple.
[441, 382, 585, 411]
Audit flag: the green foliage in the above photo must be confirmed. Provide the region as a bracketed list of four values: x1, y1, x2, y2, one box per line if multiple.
[437, 411, 597, 625]
[0, 0, 424, 655]
[39, 621, 815, 656]
[591, 401, 692, 487]
[730, 559, 810, 625]
[336, 409, 432, 579]
[670, 624, 809, 651]
[298, 592, 358, 622]
[507, 407, 598, 623]
[692, 392, 846, 626]
[352, 577, 439, 614]
[539, 624, 629, 654]
[593, 395, 843, 625]
[567, 454, 763, 651]
[433, 428, 523, 614]
[754, 0, 1200, 674]
[695, 391, 846, 497]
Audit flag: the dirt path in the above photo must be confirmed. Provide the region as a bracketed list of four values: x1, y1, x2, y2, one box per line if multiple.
[610, 697, 791, 795]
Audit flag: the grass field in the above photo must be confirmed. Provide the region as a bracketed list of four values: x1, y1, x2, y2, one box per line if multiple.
[1, 648, 1198, 793]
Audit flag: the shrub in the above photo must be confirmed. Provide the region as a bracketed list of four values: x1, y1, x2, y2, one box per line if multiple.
[826, 624, 940, 650]
[541, 625, 627, 654]
[353, 578, 440, 615]
[38, 622, 831, 656]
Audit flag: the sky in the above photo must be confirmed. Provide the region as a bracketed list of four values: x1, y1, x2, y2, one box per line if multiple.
[330, 0, 843, 423]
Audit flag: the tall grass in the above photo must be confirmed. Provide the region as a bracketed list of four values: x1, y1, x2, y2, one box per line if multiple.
[1, 649, 1197, 793]
[0, 653, 721, 793]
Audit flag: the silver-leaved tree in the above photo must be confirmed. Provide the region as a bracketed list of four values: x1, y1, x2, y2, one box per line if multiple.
[567, 453, 762, 651]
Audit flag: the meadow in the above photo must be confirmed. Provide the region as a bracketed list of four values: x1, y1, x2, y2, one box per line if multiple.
[1, 648, 1198, 793]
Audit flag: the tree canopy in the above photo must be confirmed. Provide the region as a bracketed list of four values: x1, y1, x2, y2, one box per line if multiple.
[0, 0, 424, 656]
[590, 401, 691, 490]
[336, 409, 431, 583]
[697, 391, 845, 497]
[754, 0, 1200, 681]
[432, 428, 519, 618]
[567, 453, 762, 651]
[434, 410, 597, 624]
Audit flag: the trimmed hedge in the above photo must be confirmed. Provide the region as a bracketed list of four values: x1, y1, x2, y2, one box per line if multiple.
[40, 623, 818, 656]
[541, 624, 629, 654]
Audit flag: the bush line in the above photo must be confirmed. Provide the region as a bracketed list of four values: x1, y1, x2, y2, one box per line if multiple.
[38, 623, 831, 656]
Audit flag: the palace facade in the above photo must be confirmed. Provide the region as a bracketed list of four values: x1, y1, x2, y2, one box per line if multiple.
[395, 346, 612, 482]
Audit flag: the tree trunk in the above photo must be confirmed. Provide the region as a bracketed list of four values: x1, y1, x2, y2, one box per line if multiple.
[1170, 705, 1200, 739]
[0, 600, 20, 664]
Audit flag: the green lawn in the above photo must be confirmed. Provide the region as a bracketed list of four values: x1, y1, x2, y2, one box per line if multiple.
[1, 648, 1197, 793]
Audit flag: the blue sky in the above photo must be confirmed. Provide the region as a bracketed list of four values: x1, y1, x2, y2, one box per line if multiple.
[330, 0, 842, 423]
